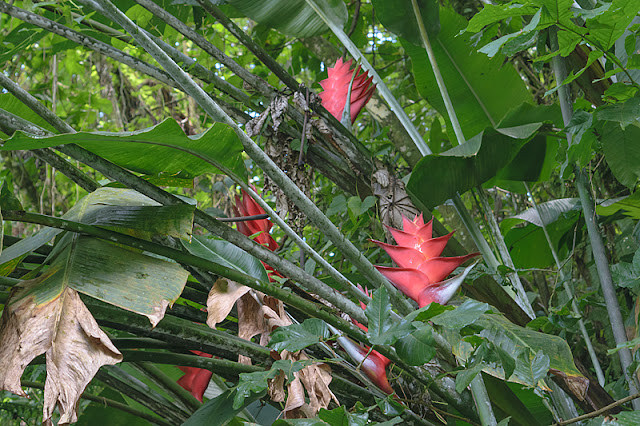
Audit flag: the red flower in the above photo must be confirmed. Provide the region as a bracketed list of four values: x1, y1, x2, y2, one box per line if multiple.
[177, 350, 213, 402]
[234, 188, 284, 282]
[319, 58, 376, 124]
[372, 214, 479, 308]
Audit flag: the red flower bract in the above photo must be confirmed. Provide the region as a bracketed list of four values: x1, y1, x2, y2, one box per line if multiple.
[319, 58, 376, 124]
[234, 188, 284, 282]
[176, 350, 213, 402]
[372, 214, 479, 308]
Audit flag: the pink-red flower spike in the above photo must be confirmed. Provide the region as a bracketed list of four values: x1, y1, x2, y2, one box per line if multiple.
[177, 350, 214, 402]
[319, 58, 376, 124]
[372, 214, 479, 308]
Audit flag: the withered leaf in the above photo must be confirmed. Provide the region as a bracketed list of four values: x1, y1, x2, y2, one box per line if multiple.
[0, 277, 122, 425]
[206, 278, 250, 329]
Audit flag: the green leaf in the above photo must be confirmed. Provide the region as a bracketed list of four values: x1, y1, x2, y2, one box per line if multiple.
[0, 93, 58, 135]
[182, 235, 269, 282]
[371, 0, 440, 44]
[407, 129, 530, 208]
[462, 314, 588, 395]
[269, 318, 333, 352]
[510, 198, 580, 227]
[183, 389, 265, 426]
[393, 324, 436, 365]
[2, 119, 247, 182]
[318, 405, 368, 426]
[228, 0, 347, 38]
[455, 363, 483, 393]
[365, 287, 393, 341]
[430, 299, 490, 329]
[597, 97, 640, 127]
[612, 248, 640, 289]
[584, 0, 640, 50]
[403, 7, 531, 142]
[597, 192, 640, 219]
[601, 122, 640, 188]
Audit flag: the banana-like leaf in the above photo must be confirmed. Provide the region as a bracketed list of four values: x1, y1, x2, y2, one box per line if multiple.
[182, 235, 269, 282]
[0, 188, 194, 275]
[228, 0, 347, 38]
[403, 7, 531, 142]
[447, 314, 588, 400]
[510, 198, 580, 227]
[2, 119, 246, 182]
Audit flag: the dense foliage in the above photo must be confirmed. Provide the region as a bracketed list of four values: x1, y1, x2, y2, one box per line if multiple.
[1, 0, 640, 425]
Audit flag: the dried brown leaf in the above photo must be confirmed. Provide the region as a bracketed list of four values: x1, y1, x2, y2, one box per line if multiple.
[206, 278, 250, 329]
[0, 279, 122, 425]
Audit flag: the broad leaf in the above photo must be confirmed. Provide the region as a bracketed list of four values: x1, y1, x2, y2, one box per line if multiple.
[430, 299, 489, 329]
[407, 129, 530, 208]
[228, 0, 347, 38]
[182, 235, 269, 282]
[0, 282, 122, 425]
[403, 7, 531, 142]
[183, 388, 265, 426]
[601, 122, 640, 188]
[269, 318, 333, 352]
[365, 287, 393, 341]
[2, 119, 247, 182]
[371, 0, 440, 44]
[393, 324, 436, 366]
[597, 192, 640, 219]
[510, 198, 580, 227]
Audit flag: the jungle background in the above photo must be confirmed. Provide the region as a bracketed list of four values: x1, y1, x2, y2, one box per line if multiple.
[1, 0, 640, 425]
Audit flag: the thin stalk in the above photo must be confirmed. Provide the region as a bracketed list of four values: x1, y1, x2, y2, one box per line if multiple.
[20, 380, 174, 426]
[524, 182, 605, 387]
[86, 0, 414, 315]
[409, 0, 464, 147]
[476, 189, 536, 319]
[469, 375, 497, 426]
[548, 27, 639, 407]
[303, 0, 431, 156]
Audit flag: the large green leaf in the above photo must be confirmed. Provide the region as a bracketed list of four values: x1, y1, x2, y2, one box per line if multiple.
[228, 0, 347, 38]
[371, 0, 440, 44]
[2, 119, 247, 182]
[601, 122, 640, 188]
[269, 318, 333, 352]
[403, 7, 531, 141]
[596, 192, 640, 219]
[5, 188, 192, 325]
[183, 388, 265, 426]
[407, 128, 528, 208]
[181, 235, 269, 282]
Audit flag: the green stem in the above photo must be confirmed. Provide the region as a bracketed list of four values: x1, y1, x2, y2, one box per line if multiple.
[303, 0, 431, 156]
[548, 26, 640, 407]
[87, 0, 414, 315]
[524, 182, 605, 387]
[476, 188, 536, 319]
[20, 380, 174, 426]
[470, 374, 497, 426]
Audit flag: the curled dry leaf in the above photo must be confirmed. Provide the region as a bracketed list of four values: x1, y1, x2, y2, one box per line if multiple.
[206, 278, 250, 329]
[0, 277, 122, 425]
[372, 167, 420, 237]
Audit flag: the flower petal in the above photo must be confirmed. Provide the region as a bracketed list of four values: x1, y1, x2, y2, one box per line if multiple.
[417, 253, 479, 283]
[374, 266, 431, 303]
[418, 232, 455, 260]
[371, 240, 425, 269]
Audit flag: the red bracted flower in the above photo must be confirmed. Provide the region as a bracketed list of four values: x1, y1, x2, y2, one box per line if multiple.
[319, 58, 376, 124]
[176, 350, 213, 402]
[234, 188, 284, 282]
[372, 214, 479, 308]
